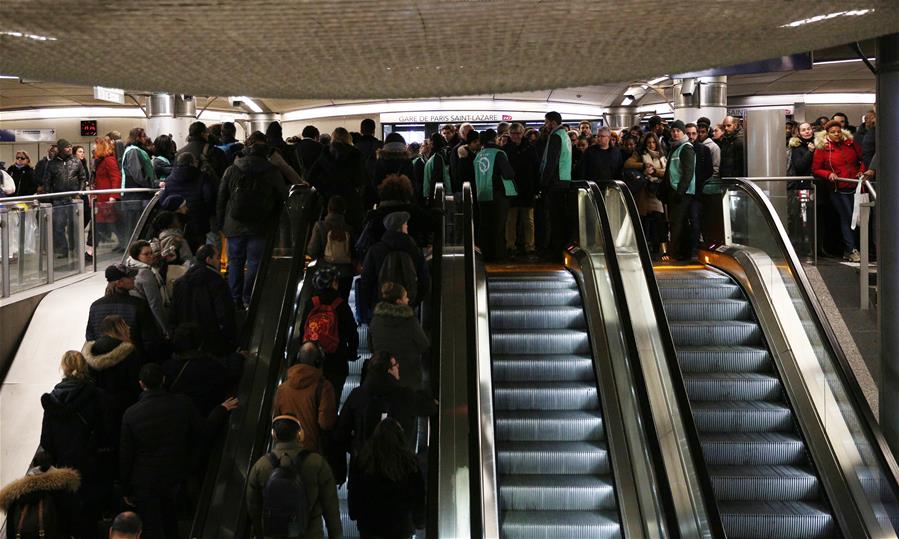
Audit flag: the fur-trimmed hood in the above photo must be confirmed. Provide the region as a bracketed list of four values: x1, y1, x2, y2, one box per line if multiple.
[373, 302, 415, 319]
[815, 129, 853, 149]
[81, 338, 135, 371]
[377, 142, 410, 160]
[0, 467, 80, 510]
[789, 136, 815, 148]
[457, 144, 471, 159]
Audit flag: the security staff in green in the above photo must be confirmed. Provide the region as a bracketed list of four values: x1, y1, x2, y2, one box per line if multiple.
[664, 120, 697, 261]
[474, 129, 517, 262]
[422, 132, 451, 200]
[539, 111, 573, 261]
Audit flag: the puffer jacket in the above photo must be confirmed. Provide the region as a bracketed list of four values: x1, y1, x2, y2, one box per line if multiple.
[45, 155, 87, 193]
[216, 144, 289, 237]
[788, 136, 815, 188]
[82, 336, 142, 423]
[719, 129, 745, 179]
[369, 302, 429, 389]
[373, 144, 415, 200]
[272, 363, 338, 453]
[812, 129, 863, 191]
[125, 256, 171, 337]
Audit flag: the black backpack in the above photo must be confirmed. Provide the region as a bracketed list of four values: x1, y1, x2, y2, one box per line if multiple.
[11, 498, 62, 539]
[229, 165, 272, 222]
[262, 451, 311, 537]
[378, 249, 418, 304]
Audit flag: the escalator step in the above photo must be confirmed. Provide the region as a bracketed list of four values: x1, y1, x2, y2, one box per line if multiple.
[499, 475, 617, 511]
[493, 355, 595, 382]
[495, 382, 599, 411]
[655, 269, 731, 283]
[710, 466, 821, 501]
[489, 289, 582, 307]
[496, 441, 610, 475]
[495, 410, 604, 441]
[490, 306, 586, 330]
[669, 321, 763, 346]
[356, 324, 369, 349]
[348, 353, 369, 376]
[489, 276, 578, 291]
[701, 433, 807, 466]
[685, 373, 782, 402]
[337, 498, 360, 538]
[692, 402, 794, 433]
[677, 346, 772, 374]
[340, 374, 360, 404]
[501, 510, 621, 539]
[662, 299, 752, 321]
[491, 330, 590, 355]
[718, 501, 836, 539]
[658, 284, 743, 300]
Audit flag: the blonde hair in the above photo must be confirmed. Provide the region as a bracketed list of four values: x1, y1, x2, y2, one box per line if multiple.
[61, 351, 89, 380]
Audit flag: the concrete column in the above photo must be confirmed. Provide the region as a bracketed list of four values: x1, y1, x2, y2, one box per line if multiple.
[603, 106, 639, 131]
[673, 76, 728, 125]
[146, 93, 196, 145]
[247, 113, 280, 136]
[744, 109, 787, 217]
[878, 33, 899, 452]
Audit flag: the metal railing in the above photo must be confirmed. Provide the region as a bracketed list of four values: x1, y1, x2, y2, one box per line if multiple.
[0, 188, 159, 298]
[722, 176, 877, 309]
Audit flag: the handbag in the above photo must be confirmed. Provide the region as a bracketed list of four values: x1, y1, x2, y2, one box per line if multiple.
[850, 178, 868, 230]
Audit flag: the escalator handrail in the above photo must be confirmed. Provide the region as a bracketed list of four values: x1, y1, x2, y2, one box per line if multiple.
[591, 179, 728, 538]
[462, 181, 482, 537]
[721, 177, 899, 499]
[188, 186, 319, 537]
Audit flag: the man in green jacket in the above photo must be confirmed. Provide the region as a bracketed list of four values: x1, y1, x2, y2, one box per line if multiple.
[246, 415, 342, 539]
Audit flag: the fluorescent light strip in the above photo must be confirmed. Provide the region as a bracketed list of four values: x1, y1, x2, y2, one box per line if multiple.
[229, 96, 264, 113]
[621, 97, 634, 106]
[0, 107, 146, 121]
[813, 57, 875, 66]
[0, 74, 20, 80]
[282, 99, 607, 121]
[733, 93, 875, 107]
[198, 110, 250, 121]
[647, 76, 668, 85]
[637, 103, 673, 114]
[780, 9, 874, 28]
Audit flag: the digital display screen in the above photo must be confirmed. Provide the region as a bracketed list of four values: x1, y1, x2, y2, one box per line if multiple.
[81, 120, 97, 137]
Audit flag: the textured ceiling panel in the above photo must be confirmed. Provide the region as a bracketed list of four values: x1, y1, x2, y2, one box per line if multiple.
[0, 1, 896, 99]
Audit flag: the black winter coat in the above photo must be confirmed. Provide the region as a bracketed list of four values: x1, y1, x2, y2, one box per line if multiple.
[172, 263, 237, 355]
[575, 146, 623, 182]
[45, 155, 87, 193]
[119, 389, 202, 493]
[503, 140, 539, 206]
[373, 154, 415, 200]
[358, 231, 430, 322]
[6, 165, 37, 196]
[81, 336, 142, 425]
[719, 130, 746, 179]
[348, 462, 425, 537]
[295, 138, 324, 173]
[862, 125, 876, 169]
[692, 141, 714, 193]
[360, 200, 438, 255]
[162, 351, 243, 417]
[355, 134, 383, 179]
[308, 143, 367, 230]
[450, 143, 476, 191]
[160, 165, 216, 239]
[86, 289, 158, 352]
[217, 146, 289, 237]
[177, 137, 228, 180]
[299, 288, 359, 377]
[40, 378, 113, 482]
[788, 136, 815, 189]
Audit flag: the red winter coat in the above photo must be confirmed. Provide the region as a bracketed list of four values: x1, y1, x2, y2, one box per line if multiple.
[812, 131, 864, 191]
[93, 155, 122, 223]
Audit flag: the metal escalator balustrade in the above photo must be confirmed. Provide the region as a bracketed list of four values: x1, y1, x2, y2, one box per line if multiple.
[656, 267, 838, 539]
[487, 270, 622, 539]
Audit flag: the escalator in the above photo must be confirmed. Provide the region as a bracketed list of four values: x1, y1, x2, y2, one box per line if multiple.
[656, 266, 837, 538]
[487, 269, 621, 538]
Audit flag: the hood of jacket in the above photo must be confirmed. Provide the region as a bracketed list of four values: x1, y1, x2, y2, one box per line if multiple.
[166, 164, 201, 185]
[234, 147, 275, 176]
[380, 229, 417, 251]
[125, 256, 152, 271]
[82, 337, 135, 371]
[373, 302, 415, 320]
[41, 378, 96, 416]
[457, 144, 471, 159]
[0, 467, 81, 511]
[285, 363, 323, 390]
[789, 136, 814, 148]
[378, 142, 409, 159]
[815, 129, 854, 149]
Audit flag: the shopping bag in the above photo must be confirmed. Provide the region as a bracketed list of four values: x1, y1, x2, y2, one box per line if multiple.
[850, 180, 869, 230]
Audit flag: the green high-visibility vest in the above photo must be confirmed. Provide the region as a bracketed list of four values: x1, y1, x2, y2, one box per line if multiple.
[668, 142, 696, 195]
[541, 127, 572, 182]
[473, 147, 517, 202]
[422, 152, 451, 198]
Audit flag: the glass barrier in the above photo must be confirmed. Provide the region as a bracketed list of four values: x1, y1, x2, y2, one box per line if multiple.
[722, 182, 899, 534]
[89, 198, 152, 267]
[49, 200, 83, 281]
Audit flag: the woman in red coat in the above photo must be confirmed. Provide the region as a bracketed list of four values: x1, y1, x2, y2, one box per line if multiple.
[812, 120, 864, 262]
[92, 136, 122, 246]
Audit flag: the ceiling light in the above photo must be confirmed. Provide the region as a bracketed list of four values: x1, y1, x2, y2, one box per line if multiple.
[229, 96, 263, 113]
[780, 9, 873, 28]
[621, 97, 634, 106]
[0, 107, 146, 121]
[813, 57, 876, 65]
[647, 76, 668, 85]
[0, 74, 20, 80]
[1, 30, 58, 41]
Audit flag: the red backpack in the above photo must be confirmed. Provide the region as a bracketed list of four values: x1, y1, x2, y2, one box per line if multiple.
[303, 296, 343, 354]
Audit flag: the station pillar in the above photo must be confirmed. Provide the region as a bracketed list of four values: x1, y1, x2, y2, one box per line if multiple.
[246, 112, 281, 136]
[147, 93, 196, 144]
[673, 76, 728, 125]
[603, 106, 639, 131]
[878, 33, 899, 453]
[744, 109, 787, 215]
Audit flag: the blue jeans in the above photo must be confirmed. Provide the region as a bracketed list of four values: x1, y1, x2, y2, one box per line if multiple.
[830, 191, 857, 253]
[227, 235, 266, 307]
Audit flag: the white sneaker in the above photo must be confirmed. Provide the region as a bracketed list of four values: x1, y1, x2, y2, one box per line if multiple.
[846, 249, 861, 263]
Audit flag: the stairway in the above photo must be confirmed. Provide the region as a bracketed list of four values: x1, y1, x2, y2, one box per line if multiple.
[488, 271, 622, 539]
[655, 267, 839, 539]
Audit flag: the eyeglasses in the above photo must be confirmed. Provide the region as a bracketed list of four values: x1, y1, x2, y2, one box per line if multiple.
[15, 155, 26, 160]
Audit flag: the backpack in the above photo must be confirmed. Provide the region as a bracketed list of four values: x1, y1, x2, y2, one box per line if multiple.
[360, 393, 393, 449]
[303, 296, 343, 354]
[321, 226, 352, 265]
[229, 165, 272, 222]
[353, 219, 377, 260]
[262, 451, 311, 537]
[378, 250, 418, 304]
[12, 498, 61, 539]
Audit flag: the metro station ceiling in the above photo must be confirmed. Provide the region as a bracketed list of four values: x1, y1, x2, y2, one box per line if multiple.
[0, 1, 897, 101]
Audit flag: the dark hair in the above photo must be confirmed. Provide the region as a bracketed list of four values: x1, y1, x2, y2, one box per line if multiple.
[152, 211, 179, 236]
[175, 152, 195, 167]
[368, 351, 394, 375]
[479, 129, 497, 145]
[111, 512, 143, 535]
[302, 125, 320, 139]
[332, 127, 351, 146]
[188, 121, 207, 138]
[832, 112, 848, 121]
[696, 117, 711, 128]
[173, 323, 202, 354]
[640, 132, 661, 155]
[129, 240, 150, 260]
[327, 195, 347, 215]
[357, 418, 419, 482]
[139, 363, 164, 390]
[378, 174, 414, 203]
[360, 119, 376, 135]
[429, 132, 446, 150]
[100, 314, 125, 336]
[222, 122, 237, 138]
[815, 116, 830, 125]
[273, 415, 301, 441]
[196, 244, 216, 264]
[246, 131, 267, 146]
[153, 135, 176, 160]
[684, 123, 697, 130]
[545, 111, 562, 124]
[380, 281, 407, 303]
[126, 127, 147, 146]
